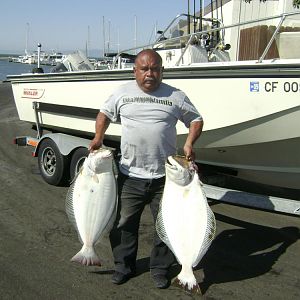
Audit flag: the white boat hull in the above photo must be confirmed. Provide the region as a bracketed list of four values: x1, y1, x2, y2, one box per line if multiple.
[8, 62, 300, 189]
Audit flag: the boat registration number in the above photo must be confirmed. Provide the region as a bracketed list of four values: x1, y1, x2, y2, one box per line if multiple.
[250, 81, 300, 93]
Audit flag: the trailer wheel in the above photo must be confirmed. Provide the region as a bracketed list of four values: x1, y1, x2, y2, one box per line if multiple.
[70, 147, 89, 181]
[38, 138, 69, 186]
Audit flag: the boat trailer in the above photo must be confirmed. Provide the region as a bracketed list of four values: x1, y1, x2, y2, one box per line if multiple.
[14, 101, 300, 216]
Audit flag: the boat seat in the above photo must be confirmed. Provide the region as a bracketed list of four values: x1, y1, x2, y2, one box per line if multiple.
[187, 44, 208, 64]
[209, 49, 230, 62]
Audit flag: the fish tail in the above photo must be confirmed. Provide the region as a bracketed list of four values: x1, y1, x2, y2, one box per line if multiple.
[70, 245, 101, 266]
[172, 271, 201, 295]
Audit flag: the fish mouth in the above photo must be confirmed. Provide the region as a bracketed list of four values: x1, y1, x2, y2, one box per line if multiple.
[166, 157, 172, 165]
[165, 155, 194, 186]
[166, 157, 178, 169]
[172, 155, 190, 169]
[166, 155, 197, 173]
[166, 155, 191, 171]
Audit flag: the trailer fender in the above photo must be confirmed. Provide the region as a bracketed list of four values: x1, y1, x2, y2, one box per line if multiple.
[34, 133, 91, 157]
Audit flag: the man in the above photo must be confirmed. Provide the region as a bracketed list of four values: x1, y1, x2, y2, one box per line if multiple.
[89, 49, 203, 289]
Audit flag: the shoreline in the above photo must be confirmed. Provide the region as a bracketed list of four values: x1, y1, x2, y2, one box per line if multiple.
[0, 81, 13, 102]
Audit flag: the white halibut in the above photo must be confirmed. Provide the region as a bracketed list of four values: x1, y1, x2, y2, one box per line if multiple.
[66, 148, 117, 266]
[156, 155, 216, 294]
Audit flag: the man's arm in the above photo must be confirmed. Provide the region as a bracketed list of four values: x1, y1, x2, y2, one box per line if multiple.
[183, 120, 203, 161]
[89, 112, 111, 152]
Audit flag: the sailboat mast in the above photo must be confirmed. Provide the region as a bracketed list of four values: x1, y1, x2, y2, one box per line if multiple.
[86, 25, 90, 57]
[199, 0, 203, 31]
[187, 0, 191, 34]
[107, 20, 111, 55]
[193, 0, 196, 33]
[134, 15, 137, 54]
[117, 28, 120, 53]
[25, 22, 29, 55]
[102, 16, 105, 57]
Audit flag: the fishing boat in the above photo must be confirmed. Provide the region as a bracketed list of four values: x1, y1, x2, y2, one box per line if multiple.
[8, 0, 300, 190]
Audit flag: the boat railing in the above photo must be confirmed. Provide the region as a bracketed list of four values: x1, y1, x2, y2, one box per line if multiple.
[111, 11, 300, 69]
[153, 13, 224, 43]
[174, 11, 300, 66]
[154, 13, 185, 43]
[111, 13, 224, 69]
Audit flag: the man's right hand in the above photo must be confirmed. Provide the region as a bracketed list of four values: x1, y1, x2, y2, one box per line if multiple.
[89, 137, 102, 152]
[89, 112, 111, 152]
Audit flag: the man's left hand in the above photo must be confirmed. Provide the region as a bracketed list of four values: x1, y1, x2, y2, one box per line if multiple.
[183, 143, 195, 161]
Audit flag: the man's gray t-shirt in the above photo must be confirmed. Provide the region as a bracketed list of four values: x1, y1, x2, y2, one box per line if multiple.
[101, 81, 202, 179]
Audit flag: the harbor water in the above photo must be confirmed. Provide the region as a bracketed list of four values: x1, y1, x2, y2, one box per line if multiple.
[0, 58, 52, 82]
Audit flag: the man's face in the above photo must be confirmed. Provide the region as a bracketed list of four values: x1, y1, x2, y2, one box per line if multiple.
[133, 52, 163, 93]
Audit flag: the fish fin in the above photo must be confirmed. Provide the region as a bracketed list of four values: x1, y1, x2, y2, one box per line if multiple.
[96, 177, 118, 240]
[65, 180, 78, 234]
[65, 174, 84, 245]
[155, 200, 176, 254]
[71, 245, 101, 266]
[102, 196, 118, 236]
[155, 204, 168, 243]
[192, 201, 216, 268]
[172, 277, 202, 295]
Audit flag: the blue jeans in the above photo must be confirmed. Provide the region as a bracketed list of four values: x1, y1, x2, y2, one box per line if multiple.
[109, 172, 174, 276]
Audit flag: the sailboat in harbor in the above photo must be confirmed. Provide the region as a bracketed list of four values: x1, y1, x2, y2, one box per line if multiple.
[7, 0, 300, 190]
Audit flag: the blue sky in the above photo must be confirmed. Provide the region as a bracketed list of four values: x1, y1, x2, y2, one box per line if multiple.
[0, 0, 201, 55]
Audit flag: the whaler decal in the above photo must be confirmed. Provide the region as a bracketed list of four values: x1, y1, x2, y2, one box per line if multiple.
[22, 88, 45, 99]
